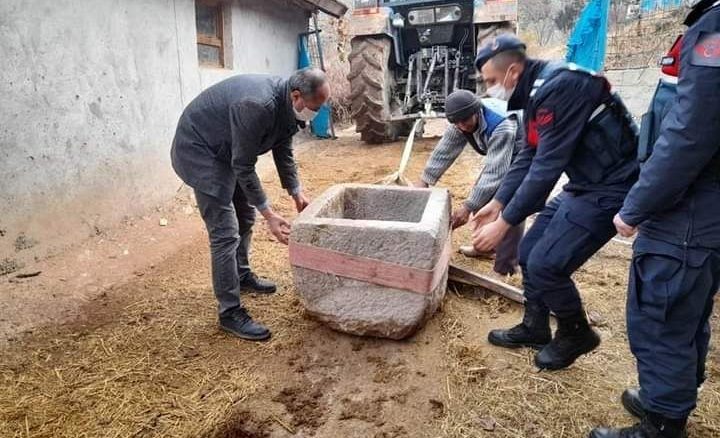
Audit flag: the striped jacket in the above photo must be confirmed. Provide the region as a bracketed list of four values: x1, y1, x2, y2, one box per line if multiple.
[421, 109, 522, 212]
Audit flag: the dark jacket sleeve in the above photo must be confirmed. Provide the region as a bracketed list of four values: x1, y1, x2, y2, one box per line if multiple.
[230, 99, 273, 211]
[494, 143, 535, 207]
[501, 76, 601, 226]
[272, 137, 302, 196]
[619, 15, 720, 226]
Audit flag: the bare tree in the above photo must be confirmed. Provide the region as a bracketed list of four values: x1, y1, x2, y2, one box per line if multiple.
[555, 0, 587, 35]
[519, 0, 560, 46]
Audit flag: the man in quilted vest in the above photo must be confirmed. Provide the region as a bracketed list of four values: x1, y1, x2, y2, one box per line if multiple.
[415, 90, 524, 276]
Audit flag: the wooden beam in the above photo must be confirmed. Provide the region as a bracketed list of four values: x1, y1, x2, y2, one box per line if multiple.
[197, 35, 222, 47]
[448, 263, 525, 304]
[298, 0, 348, 17]
[448, 263, 606, 327]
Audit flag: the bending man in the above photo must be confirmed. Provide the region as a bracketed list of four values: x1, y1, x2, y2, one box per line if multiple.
[415, 90, 524, 275]
[171, 68, 329, 341]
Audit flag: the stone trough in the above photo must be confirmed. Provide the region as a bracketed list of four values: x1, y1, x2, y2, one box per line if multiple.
[289, 184, 451, 340]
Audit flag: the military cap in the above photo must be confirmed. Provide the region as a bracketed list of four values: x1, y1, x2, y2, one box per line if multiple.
[475, 34, 527, 70]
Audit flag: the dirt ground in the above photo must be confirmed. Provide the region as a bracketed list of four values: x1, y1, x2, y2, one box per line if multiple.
[1, 128, 719, 438]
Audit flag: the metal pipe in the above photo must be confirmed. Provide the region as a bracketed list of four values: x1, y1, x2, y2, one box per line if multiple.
[443, 49, 449, 98]
[453, 29, 469, 93]
[404, 54, 415, 111]
[422, 50, 437, 96]
[453, 51, 460, 92]
[416, 50, 423, 103]
[312, 12, 326, 70]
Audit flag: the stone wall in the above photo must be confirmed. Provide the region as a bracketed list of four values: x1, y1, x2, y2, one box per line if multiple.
[605, 67, 661, 120]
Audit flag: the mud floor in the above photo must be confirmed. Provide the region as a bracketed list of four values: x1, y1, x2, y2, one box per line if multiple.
[1, 129, 719, 437]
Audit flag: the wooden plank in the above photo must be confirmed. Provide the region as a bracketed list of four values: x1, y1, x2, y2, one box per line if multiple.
[298, 0, 348, 17]
[448, 263, 525, 303]
[197, 35, 222, 47]
[448, 263, 606, 327]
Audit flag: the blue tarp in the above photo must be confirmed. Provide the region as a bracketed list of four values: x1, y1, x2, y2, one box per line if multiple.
[641, 0, 682, 13]
[298, 35, 312, 69]
[566, 0, 610, 72]
[298, 35, 331, 139]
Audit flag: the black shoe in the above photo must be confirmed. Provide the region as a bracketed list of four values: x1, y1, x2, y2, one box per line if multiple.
[219, 308, 271, 341]
[589, 412, 688, 438]
[622, 388, 646, 419]
[622, 387, 701, 420]
[534, 311, 600, 370]
[239, 273, 277, 295]
[488, 301, 552, 349]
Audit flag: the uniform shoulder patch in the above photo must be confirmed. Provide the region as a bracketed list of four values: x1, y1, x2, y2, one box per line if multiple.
[535, 108, 555, 129]
[691, 31, 720, 67]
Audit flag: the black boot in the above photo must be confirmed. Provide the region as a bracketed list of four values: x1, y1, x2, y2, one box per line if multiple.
[239, 273, 277, 294]
[534, 311, 600, 370]
[589, 412, 688, 438]
[622, 387, 701, 420]
[622, 387, 646, 419]
[488, 301, 552, 349]
[219, 307, 271, 341]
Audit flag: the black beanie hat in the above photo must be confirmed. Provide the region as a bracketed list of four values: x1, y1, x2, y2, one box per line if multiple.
[445, 90, 481, 123]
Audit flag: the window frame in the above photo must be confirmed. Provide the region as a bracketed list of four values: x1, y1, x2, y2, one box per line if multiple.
[196, 0, 225, 68]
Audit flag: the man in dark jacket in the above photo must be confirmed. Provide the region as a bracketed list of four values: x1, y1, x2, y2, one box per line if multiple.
[171, 68, 329, 341]
[591, 1, 720, 436]
[471, 36, 639, 370]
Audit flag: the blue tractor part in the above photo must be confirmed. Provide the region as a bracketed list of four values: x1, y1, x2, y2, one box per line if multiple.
[347, 0, 517, 143]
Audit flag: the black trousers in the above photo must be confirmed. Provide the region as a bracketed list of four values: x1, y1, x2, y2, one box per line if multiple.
[194, 185, 256, 316]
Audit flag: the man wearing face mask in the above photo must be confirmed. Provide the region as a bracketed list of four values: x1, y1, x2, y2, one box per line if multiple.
[415, 90, 524, 276]
[470, 36, 640, 370]
[171, 67, 330, 341]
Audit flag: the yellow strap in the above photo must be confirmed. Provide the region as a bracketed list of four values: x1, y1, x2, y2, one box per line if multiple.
[396, 118, 424, 179]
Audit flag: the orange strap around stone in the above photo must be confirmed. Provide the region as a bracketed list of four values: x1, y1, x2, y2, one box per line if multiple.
[288, 238, 452, 295]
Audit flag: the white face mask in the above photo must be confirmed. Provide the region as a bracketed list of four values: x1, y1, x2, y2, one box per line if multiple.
[293, 94, 320, 122]
[486, 83, 513, 101]
[486, 66, 516, 101]
[294, 106, 318, 122]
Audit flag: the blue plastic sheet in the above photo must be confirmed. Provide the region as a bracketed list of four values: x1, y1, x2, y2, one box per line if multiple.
[566, 0, 610, 72]
[640, 0, 682, 13]
[298, 35, 331, 138]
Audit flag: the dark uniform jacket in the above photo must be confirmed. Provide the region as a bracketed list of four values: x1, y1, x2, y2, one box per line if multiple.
[506, 59, 548, 113]
[171, 75, 300, 211]
[619, 1, 720, 248]
[495, 61, 639, 226]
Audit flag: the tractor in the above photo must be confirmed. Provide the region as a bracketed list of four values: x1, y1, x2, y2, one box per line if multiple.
[348, 0, 518, 143]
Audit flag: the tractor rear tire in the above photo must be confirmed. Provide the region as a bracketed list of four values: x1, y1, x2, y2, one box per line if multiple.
[348, 36, 405, 144]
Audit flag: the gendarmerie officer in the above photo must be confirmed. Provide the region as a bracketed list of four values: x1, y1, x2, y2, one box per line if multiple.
[471, 35, 639, 370]
[592, 1, 720, 436]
